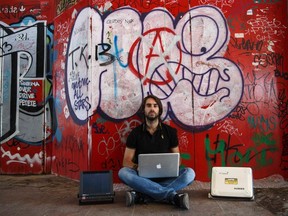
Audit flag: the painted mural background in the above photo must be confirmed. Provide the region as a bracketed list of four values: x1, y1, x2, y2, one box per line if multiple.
[0, 0, 287, 182]
[0, 0, 54, 174]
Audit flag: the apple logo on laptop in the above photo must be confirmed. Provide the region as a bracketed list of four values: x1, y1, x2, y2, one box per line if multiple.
[156, 163, 162, 169]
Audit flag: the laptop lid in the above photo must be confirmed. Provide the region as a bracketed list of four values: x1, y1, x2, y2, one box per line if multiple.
[138, 153, 180, 178]
[79, 170, 113, 196]
[210, 167, 254, 198]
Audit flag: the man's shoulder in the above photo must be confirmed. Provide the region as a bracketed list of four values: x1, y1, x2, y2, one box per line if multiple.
[161, 122, 177, 131]
[131, 123, 145, 133]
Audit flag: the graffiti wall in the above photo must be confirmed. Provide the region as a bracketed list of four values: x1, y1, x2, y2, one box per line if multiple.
[52, 0, 288, 182]
[1, 0, 287, 182]
[0, 0, 54, 173]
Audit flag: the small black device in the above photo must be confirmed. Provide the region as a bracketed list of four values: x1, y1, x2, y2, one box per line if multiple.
[78, 170, 115, 204]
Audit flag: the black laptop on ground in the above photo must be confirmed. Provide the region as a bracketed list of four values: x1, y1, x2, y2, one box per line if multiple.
[78, 170, 115, 204]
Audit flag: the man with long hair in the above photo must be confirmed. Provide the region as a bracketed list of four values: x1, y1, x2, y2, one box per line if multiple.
[118, 95, 195, 210]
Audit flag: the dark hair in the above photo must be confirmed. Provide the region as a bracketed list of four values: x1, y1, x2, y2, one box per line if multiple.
[141, 95, 163, 117]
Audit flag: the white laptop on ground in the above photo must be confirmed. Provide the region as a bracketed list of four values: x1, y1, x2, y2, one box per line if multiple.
[138, 153, 180, 178]
[209, 166, 254, 200]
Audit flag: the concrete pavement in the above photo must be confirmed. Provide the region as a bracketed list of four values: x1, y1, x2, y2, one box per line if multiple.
[0, 174, 287, 216]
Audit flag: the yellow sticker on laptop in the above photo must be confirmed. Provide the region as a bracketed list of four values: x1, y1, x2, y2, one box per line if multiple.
[225, 178, 238, 185]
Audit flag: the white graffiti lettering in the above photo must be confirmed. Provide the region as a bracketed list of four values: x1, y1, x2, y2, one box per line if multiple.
[66, 6, 243, 129]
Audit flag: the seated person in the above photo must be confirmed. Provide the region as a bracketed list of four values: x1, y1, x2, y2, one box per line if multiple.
[118, 95, 195, 210]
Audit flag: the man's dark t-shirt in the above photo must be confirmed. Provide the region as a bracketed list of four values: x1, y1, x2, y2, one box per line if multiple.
[126, 122, 178, 164]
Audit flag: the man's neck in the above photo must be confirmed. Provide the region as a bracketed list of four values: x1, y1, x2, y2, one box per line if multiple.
[145, 119, 159, 134]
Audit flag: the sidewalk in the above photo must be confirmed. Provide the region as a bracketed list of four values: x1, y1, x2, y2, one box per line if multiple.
[0, 174, 287, 216]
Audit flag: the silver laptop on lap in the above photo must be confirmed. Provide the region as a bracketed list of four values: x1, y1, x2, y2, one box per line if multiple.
[138, 153, 180, 178]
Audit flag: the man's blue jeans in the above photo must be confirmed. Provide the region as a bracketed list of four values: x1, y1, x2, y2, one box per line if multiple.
[118, 167, 195, 202]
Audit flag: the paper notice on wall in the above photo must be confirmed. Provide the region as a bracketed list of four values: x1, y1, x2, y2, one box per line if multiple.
[247, 9, 253, 15]
[235, 33, 244, 38]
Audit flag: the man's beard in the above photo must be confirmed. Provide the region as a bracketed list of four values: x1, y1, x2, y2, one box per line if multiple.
[145, 112, 159, 121]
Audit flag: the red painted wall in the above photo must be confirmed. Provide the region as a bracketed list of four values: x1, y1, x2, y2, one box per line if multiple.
[52, 0, 288, 182]
[1, 0, 287, 183]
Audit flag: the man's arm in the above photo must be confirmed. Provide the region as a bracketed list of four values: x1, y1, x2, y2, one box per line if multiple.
[122, 147, 138, 170]
[171, 146, 180, 153]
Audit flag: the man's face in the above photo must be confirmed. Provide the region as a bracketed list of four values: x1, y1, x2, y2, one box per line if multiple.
[144, 98, 160, 121]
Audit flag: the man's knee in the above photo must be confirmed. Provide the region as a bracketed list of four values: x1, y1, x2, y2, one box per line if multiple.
[184, 167, 196, 184]
[118, 167, 127, 181]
